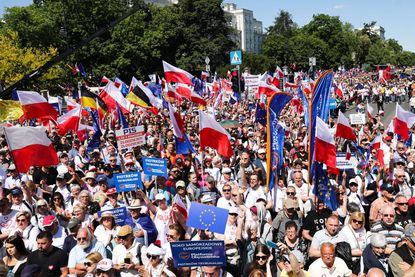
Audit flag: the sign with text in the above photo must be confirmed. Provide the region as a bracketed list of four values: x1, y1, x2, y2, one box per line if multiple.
[349, 113, 366, 125]
[98, 207, 128, 226]
[329, 99, 337, 110]
[336, 152, 358, 170]
[170, 240, 226, 268]
[114, 172, 142, 192]
[115, 126, 145, 150]
[142, 157, 168, 177]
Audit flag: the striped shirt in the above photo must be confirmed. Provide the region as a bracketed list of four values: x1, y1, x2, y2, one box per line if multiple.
[370, 222, 404, 250]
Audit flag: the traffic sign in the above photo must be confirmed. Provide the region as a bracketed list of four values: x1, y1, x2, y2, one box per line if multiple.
[230, 51, 242, 65]
[205, 56, 210, 65]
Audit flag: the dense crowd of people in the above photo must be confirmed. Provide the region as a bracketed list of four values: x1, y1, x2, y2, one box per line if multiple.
[0, 69, 415, 277]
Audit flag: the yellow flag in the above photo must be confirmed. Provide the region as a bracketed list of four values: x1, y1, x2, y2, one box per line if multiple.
[0, 100, 24, 121]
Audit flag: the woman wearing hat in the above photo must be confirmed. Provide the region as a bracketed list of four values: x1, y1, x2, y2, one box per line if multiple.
[30, 199, 55, 231]
[142, 243, 175, 277]
[94, 211, 120, 257]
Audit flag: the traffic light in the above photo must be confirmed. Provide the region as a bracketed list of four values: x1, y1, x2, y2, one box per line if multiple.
[231, 70, 238, 92]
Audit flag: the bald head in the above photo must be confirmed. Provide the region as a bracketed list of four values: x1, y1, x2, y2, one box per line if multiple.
[367, 268, 386, 277]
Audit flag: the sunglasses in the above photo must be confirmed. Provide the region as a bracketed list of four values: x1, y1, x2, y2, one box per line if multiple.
[77, 237, 88, 242]
[255, 255, 267, 261]
[349, 184, 358, 187]
[229, 213, 238, 216]
[286, 192, 296, 196]
[166, 234, 176, 238]
[110, 160, 117, 162]
[337, 193, 345, 196]
[84, 262, 92, 267]
[53, 198, 61, 201]
[352, 219, 363, 224]
[232, 194, 238, 197]
[397, 202, 408, 206]
[16, 219, 27, 222]
[223, 189, 231, 192]
[118, 235, 130, 240]
[147, 254, 159, 260]
[383, 214, 395, 218]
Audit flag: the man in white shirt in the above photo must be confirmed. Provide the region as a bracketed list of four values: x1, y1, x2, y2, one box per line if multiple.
[308, 242, 355, 277]
[4, 164, 28, 189]
[217, 183, 236, 209]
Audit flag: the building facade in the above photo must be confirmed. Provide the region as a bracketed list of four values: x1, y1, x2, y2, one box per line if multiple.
[222, 3, 264, 54]
[144, 0, 178, 6]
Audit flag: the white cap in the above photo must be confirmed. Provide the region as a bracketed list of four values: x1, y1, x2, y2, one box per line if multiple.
[155, 193, 165, 201]
[96, 259, 113, 271]
[228, 206, 239, 214]
[201, 194, 213, 203]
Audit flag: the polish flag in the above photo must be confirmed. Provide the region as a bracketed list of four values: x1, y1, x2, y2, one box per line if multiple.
[190, 90, 207, 106]
[370, 135, 382, 150]
[17, 91, 58, 120]
[395, 104, 415, 141]
[199, 110, 233, 157]
[335, 84, 344, 98]
[56, 106, 81, 136]
[175, 84, 192, 98]
[99, 81, 133, 113]
[336, 111, 356, 141]
[67, 98, 79, 111]
[4, 126, 58, 172]
[101, 76, 111, 84]
[386, 120, 394, 133]
[171, 193, 188, 222]
[367, 104, 375, 121]
[257, 73, 280, 98]
[77, 124, 94, 143]
[221, 79, 233, 93]
[345, 144, 351, 160]
[314, 117, 336, 168]
[168, 103, 185, 141]
[162, 61, 194, 86]
[274, 66, 284, 79]
[285, 82, 299, 89]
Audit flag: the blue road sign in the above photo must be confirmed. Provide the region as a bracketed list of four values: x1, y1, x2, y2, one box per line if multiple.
[230, 51, 242, 65]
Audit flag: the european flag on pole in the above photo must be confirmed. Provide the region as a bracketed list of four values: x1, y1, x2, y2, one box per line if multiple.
[186, 202, 229, 234]
[313, 162, 338, 211]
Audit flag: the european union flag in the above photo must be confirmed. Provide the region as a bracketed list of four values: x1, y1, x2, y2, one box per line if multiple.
[176, 133, 196, 155]
[255, 103, 266, 127]
[116, 102, 129, 128]
[313, 162, 338, 211]
[87, 109, 102, 152]
[186, 202, 229, 234]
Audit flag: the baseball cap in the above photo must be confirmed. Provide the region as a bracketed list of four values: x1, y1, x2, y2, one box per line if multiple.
[201, 194, 213, 203]
[349, 178, 358, 185]
[205, 175, 215, 184]
[222, 167, 232, 174]
[258, 148, 266, 154]
[11, 187, 23, 195]
[155, 193, 166, 201]
[8, 164, 16, 171]
[127, 199, 142, 210]
[96, 259, 113, 271]
[385, 136, 392, 142]
[59, 152, 68, 158]
[118, 225, 133, 237]
[404, 223, 415, 244]
[106, 188, 117, 196]
[229, 206, 239, 214]
[96, 175, 108, 183]
[36, 199, 48, 207]
[42, 215, 56, 227]
[395, 158, 407, 165]
[67, 217, 80, 229]
[380, 183, 395, 193]
[176, 180, 186, 189]
[100, 211, 114, 219]
[56, 173, 65, 180]
[124, 159, 134, 166]
[283, 198, 298, 209]
[147, 243, 165, 256]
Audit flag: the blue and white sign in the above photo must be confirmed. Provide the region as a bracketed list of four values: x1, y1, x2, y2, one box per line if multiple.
[98, 207, 128, 226]
[170, 240, 226, 268]
[114, 172, 142, 192]
[230, 50, 242, 65]
[142, 157, 168, 177]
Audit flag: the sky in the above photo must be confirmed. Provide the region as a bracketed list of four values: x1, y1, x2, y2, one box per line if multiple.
[1, 0, 414, 52]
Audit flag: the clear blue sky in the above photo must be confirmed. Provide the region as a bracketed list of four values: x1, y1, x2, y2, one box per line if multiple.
[2, 0, 414, 52]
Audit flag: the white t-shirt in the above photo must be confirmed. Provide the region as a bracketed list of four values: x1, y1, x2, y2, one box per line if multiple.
[244, 186, 269, 208]
[0, 209, 18, 234]
[308, 257, 353, 276]
[112, 241, 148, 277]
[153, 207, 171, 245]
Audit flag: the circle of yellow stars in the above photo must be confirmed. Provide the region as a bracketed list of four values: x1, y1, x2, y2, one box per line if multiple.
[199, 209, 216, 228]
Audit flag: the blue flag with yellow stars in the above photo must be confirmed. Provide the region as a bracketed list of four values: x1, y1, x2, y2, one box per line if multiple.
[313, 162, 339, 211]
[186, 202, 229, 234]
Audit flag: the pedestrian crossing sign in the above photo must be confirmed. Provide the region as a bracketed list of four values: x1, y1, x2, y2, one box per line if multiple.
[230, 51, 242, 65]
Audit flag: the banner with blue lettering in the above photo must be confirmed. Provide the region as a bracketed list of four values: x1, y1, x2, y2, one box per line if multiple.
[98, 207, 128, 225]
[143, 157, 168, 177]
[266, 92, 293, 192]
[114, 172, 142, 192]
[170, 240, 226, 268]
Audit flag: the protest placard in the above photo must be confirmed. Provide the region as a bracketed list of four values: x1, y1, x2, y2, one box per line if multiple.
[115, 126, 145, 150]
[114, 172, 142, 192]
[170, 240, 226, 268]
[142, 157, 168, 177]
[336, 152, 358, 170]
[349, 113, 366, 125]
[98, 207, 128, 225]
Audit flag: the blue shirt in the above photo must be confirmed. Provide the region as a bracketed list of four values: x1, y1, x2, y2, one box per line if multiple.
[68, 240, 107, 268]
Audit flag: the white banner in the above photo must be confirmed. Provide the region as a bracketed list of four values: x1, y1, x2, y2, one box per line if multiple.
[115, 126, 145, 150]
[349, 113, 366, 125]
[336, 152, 358, 170]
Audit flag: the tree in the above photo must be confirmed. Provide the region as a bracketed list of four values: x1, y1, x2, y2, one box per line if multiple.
[0, 30, 60, 88]
[266, 10, 297, 38]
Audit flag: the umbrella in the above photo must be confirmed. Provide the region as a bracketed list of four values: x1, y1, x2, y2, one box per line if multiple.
[220, 120, 241, 129]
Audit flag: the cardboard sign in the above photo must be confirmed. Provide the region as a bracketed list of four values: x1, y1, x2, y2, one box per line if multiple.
[115, 126, 145, 150]
[336, 152, 358, 170]
[349, 113, 366, 125]
[329, 99, 337, 110]
[142, 157, 168, 177]
[98, 207, 128, 226]
[114, 172, 142, 192]
[170, 240, 226, 268]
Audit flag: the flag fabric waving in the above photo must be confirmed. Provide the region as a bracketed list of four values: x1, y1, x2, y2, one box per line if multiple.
[4, 126, 58, 172]
[313, 162, 339, 211]
[395, 104, 415, 141]
[0, 100, 24, 121]
[163, 61, 194, 86]
[336, 111, 357, 141]
[100, 81, 133, 113]
[17, 91, 58, 120]
[315, 116, 337, 168]
[56, 105, 81, 136]
[199, 110, 233, 157]
[186, 202, 229, 234]
[168, 103, 185, 141]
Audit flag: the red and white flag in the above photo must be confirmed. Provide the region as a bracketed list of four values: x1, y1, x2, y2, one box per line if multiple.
[395, 104, 415, 141]
[335, 83, 344, 98]
[199, 110, 233, 157]
[77, 124, 94, 143]
[370, 134, 382, 150]
[162, 61, 194, 86]
[257, 73, 280, 98]
[345, 144, 351, 160]
[17, 91, 58, 120]
[4, 126, 58, 172]
[367, 103, 375, 120]
[171, 193, 188, 222]
[285, 82, 299, 89]
[314, 117, 336, 168]
[100, 81, 133, 113]
[274, 66, 284, 79]
[66, 98, 80, 111]
[336, 111, 357, 141]
[168, 103, 185, 141]
[56, 106, 81, 136]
